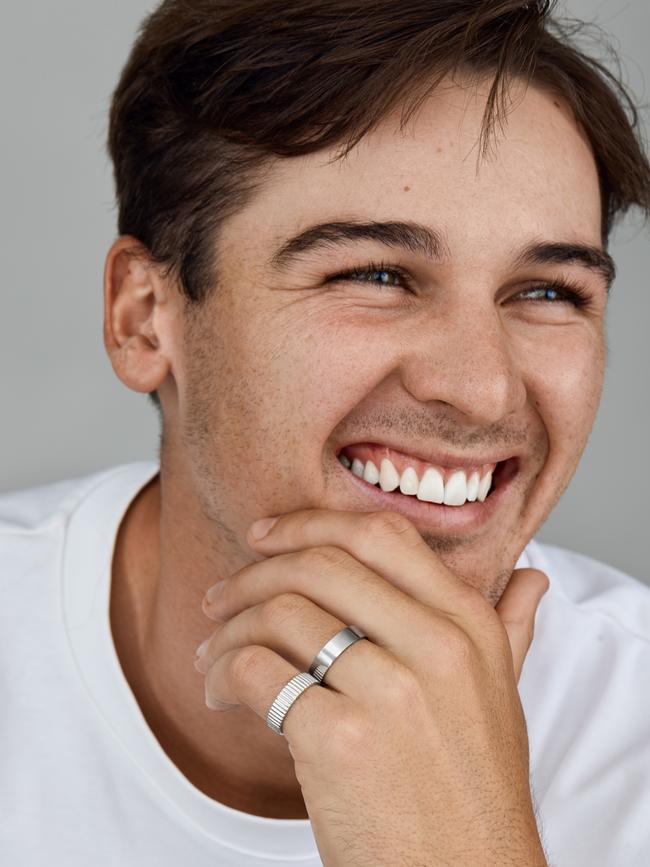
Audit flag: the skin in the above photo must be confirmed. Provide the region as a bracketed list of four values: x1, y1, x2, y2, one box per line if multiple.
[196, 508, 550, 866]
[104, 71, 608, 856]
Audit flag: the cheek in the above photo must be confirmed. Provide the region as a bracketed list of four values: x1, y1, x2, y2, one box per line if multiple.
[240, 303, 401, 433]
[525, 328, 605, 453]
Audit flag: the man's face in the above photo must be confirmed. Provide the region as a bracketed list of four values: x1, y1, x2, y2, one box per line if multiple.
[171, 74, 608, 604]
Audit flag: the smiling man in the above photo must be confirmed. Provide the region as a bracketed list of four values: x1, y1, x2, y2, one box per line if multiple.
[2, 1, 650, 866]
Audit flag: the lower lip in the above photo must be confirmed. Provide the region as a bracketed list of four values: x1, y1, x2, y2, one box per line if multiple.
[338, 458, 519, 533]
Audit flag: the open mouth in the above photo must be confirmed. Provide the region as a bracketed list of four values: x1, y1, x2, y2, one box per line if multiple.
[337, 443, 519, 526]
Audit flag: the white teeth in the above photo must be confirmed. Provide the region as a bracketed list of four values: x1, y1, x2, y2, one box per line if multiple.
[379, 458, 400, 492]
[399, 466, 419, 496]
[346, 453, 496, 507]
[477, 471, 493, 502]
[416, 467, 444, 503]
[363, 460, 380, 485]
[466, 471, 479, 502]
[443, 470, 468, 506]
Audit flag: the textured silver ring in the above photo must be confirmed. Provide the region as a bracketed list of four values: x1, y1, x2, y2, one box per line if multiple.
[266, 672, 321, 735]
[309, 625, 367, 684]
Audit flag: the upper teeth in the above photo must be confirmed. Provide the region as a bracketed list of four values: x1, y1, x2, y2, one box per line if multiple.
[345, 456, 493, 506]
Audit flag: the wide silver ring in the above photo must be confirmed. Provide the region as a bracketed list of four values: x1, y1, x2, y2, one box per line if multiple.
[266, 672, 321, 735]
[309, 625, 367, 684]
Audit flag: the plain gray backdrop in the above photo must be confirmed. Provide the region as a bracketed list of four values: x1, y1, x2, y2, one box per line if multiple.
[1, 1, 648, 583]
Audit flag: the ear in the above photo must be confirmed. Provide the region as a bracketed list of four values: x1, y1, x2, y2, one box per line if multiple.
[103, 236, 174, 395]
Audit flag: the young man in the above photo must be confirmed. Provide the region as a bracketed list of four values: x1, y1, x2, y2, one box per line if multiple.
[2, 1, 649, 864]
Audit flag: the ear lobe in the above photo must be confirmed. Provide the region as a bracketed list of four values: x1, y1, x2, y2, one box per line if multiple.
[103, 236, 172, 394]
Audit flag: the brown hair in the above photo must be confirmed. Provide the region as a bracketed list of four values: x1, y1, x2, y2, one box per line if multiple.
[108, 0, 650, 405]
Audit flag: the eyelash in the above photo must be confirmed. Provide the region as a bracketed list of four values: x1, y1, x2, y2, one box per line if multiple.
[328, 261, 592, 308]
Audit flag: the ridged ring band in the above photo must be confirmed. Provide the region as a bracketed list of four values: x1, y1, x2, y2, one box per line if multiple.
[265, 625, 368, 735]
[266, 672, 321, 734]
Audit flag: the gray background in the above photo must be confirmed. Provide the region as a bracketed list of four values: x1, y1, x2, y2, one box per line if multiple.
[1, 1, 648, 583]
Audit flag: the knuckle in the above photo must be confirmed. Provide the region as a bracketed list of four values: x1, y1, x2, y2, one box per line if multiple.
[458, 582, 495, 621]
[434, 620, 477, 672]
[456, 580, 483, 606]
[382, 661, 424, 706]
[363, 510, 415, 540]
[229, 644, 271, 684]
[260, 593, 308, 629]
[294, 509, 322, 534]
[300, 545, 349, 572]
[327, 711, 372, 760]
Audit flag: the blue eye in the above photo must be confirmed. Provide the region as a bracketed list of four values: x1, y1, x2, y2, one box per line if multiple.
[328, 262, 412, 291]
[518, 282, 590, 307]
[328, 264, 591, 310]
[356, 268, 400, 285]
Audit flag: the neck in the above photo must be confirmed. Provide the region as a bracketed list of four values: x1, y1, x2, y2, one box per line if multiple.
[109, 462, 309, 819]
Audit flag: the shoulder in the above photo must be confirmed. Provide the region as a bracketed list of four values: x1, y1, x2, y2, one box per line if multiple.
[0, 462, 158, 538]
[522, 540, 650, 865]
[526, 536, 650, 645]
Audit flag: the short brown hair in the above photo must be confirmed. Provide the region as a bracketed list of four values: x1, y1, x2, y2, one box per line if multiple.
[108, 0, 650, 405]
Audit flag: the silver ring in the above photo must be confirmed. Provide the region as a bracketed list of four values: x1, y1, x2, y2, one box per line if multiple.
[266, 672, 321, 735]
[309, 625, 367, 684]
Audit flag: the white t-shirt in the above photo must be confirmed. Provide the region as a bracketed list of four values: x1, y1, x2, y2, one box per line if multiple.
[0, 462, 648, 866]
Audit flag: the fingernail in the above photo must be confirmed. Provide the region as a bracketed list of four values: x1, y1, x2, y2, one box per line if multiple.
[195, 637, 211, 659]
[250, 516, 278, 540]
[205, 581, 226, 604]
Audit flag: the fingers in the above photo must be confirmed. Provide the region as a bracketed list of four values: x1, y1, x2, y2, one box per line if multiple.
[202, 546, 427, 659]
[196, 509, 541, 728]
[245, 508, 480, 615]
[197, 591, 386, 704]
[494, 569, 550, 681]
[202, 643, 341, 744]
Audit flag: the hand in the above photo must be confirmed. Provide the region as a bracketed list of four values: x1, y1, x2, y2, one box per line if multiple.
[196, 509, 550, 867]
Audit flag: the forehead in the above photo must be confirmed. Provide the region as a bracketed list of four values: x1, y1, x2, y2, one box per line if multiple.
[227, 75, 602, 258]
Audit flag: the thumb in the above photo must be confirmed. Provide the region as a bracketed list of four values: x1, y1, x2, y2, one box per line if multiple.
[495, 568, 550, 682]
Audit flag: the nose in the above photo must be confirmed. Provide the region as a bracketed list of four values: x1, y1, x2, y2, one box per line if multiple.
[398, 305, 527, 426]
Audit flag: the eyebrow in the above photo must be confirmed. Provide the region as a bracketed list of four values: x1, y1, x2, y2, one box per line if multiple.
[512, 241, 616, 291]
[270, 220, 447, 267]
[269, 220, 616, 291]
